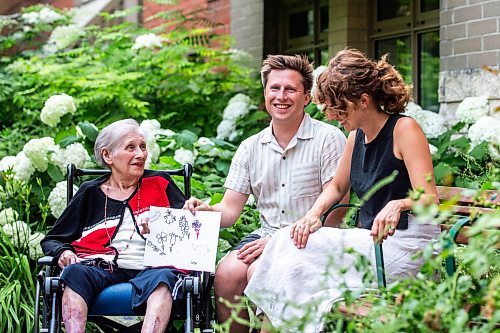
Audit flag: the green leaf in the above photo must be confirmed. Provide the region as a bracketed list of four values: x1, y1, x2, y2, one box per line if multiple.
[46, 164, 64, 182]
[77, 121, 99, 143]
[174, 130, 198, 149]
[469, 142, 488, 160]
[59, 135, 82, 148]
[433, 162, 455, 183]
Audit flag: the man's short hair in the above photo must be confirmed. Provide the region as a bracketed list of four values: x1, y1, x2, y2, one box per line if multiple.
[261, 54, 314, 93]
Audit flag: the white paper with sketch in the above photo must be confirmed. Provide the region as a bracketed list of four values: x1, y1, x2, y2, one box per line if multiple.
[143, 206, 221, 272]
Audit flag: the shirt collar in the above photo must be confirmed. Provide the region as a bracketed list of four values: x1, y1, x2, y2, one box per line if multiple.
[260, 113, 314, 143]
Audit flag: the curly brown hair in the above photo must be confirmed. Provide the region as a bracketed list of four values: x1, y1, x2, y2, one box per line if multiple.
[315, 48, 410, 114]
[261, 54, 314, 93]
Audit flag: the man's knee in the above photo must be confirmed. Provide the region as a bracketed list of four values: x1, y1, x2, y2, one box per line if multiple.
[215, 252, 249, 296]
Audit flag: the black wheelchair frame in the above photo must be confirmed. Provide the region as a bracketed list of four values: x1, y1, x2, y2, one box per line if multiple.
[34, 163, 215, 333]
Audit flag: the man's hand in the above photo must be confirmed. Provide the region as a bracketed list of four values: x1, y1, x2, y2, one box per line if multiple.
[290, 214, 322, 249]
[58, 250, 80, 269]
[237, 237, 269, 264]
[139, 217, 150, 235]
[183, 197, 211, 215]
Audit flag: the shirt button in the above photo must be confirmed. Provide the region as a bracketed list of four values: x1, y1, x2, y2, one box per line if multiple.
[281, 183, 285, 187]
[282, 156, 286, 160]
[281, 210, 285, 214]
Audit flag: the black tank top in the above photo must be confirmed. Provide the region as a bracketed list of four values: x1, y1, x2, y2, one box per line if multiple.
[350, 114, 411, 230]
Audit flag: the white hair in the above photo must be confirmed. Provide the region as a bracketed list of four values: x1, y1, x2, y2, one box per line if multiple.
[93, 119, 146, 168]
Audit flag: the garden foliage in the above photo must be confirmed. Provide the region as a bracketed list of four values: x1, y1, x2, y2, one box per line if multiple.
[0, 4, 499, 332]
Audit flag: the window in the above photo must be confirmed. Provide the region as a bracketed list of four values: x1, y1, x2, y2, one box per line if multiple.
[372, 0, 439, 112]
[281, 0, 329, 65]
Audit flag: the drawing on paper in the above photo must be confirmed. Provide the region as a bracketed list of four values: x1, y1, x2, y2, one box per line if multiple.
[143, 207, 221, 272]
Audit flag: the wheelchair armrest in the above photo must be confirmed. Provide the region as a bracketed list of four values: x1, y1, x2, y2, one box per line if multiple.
[38, 256, 58, 266]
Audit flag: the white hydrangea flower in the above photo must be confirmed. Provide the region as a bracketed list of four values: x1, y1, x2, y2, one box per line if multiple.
[21, 7, 65, 24]
[467, 116, 500, 149]
[157, 129, 176, 137]
[222, 102, 251, 122]
[404, 101, 423, 118]
[197, 137, 215, 146]
[227, 93, 252, 105]
[488, 144, 500, 161]
[28, 232, 45, 259]
[140, 119, 161, 146]
[13, 152, 35, 181]
[48, 181, 78, 218]
[216, 119, 236, 141]
[145, 142, 160, 168]
[428, 144, 438, 155]
[2, 221, 31, 247]
[40, 93, 77, 126]
[50, 142, 91, 174]
[217, 93, 255, 141]
[0, 155, 16, 172]
[174, 148, 196, 165]
[23, 137, 58, 172]
[456, 96, 489, 124]
[405, 102, 447, 139]
[44, 24, 84, 52]
[0, 208, 19, 226]
[132, 33, 164, 50]
[311, 65, 327, 97]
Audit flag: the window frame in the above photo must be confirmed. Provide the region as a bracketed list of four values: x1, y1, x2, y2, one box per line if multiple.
[370, 0, 439, 109]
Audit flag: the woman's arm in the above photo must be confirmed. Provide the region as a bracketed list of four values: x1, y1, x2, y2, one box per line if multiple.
[371, 117, 438, 241]
[291, 131, 355, 248]
[40, 186, 88, 258]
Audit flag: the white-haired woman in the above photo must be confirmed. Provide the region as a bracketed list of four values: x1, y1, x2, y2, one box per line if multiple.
[42, 119, 186, 333]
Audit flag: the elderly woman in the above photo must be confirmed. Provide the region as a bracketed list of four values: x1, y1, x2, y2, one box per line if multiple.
[244, 49, 441, 332]
[41, 119, 185, 333]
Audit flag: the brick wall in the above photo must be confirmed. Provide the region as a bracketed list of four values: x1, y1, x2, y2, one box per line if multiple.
[440, 0, 500, 71]
[143, 0, 229, 36]
[438, 0, 500, 121]
[230, 0, 263, 61]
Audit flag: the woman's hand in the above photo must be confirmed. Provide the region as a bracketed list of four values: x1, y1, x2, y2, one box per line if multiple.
[290, 213, 322, 249]
[58, 250, 80, 269]
[370, 200, 402, 243]
[183, 197, 211, 215]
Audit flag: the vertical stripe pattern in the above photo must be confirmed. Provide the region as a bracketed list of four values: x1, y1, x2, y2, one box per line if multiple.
[224, 114, 346, 237]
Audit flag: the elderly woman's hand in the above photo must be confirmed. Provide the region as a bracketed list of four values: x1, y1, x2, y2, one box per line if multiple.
[58, 250, 80, 269]
[183, 197, 211, 215]
[290, 213, 322, 249]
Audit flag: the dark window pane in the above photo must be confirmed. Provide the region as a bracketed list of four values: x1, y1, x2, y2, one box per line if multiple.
[421, 0, 439, 12]
[320, 5, 329, 32]
[419, 31, 440, 112]
[375, 36, 412, 84]
[289, 10, 313, 39]
[377, 0, 411, 21]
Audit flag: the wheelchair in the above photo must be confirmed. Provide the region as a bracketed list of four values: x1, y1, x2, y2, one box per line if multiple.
[34, 163, 215, 333]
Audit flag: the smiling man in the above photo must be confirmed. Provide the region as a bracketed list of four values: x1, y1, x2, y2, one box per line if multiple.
[184, 54, 347, 332]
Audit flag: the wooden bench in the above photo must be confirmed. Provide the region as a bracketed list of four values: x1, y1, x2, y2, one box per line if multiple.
[333, 186, 499, 322]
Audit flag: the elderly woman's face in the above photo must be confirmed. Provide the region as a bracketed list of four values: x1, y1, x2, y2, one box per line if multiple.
[109, 132, 148, 178]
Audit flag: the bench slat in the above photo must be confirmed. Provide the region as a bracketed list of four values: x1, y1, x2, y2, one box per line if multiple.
[437, 186, 499, 207]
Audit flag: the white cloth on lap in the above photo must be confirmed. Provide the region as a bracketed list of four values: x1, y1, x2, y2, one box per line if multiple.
[244, 216, 440, 333]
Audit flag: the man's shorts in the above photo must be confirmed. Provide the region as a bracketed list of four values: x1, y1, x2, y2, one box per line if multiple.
[233, 233, 261, 250]
[61, 264, 184, 312]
